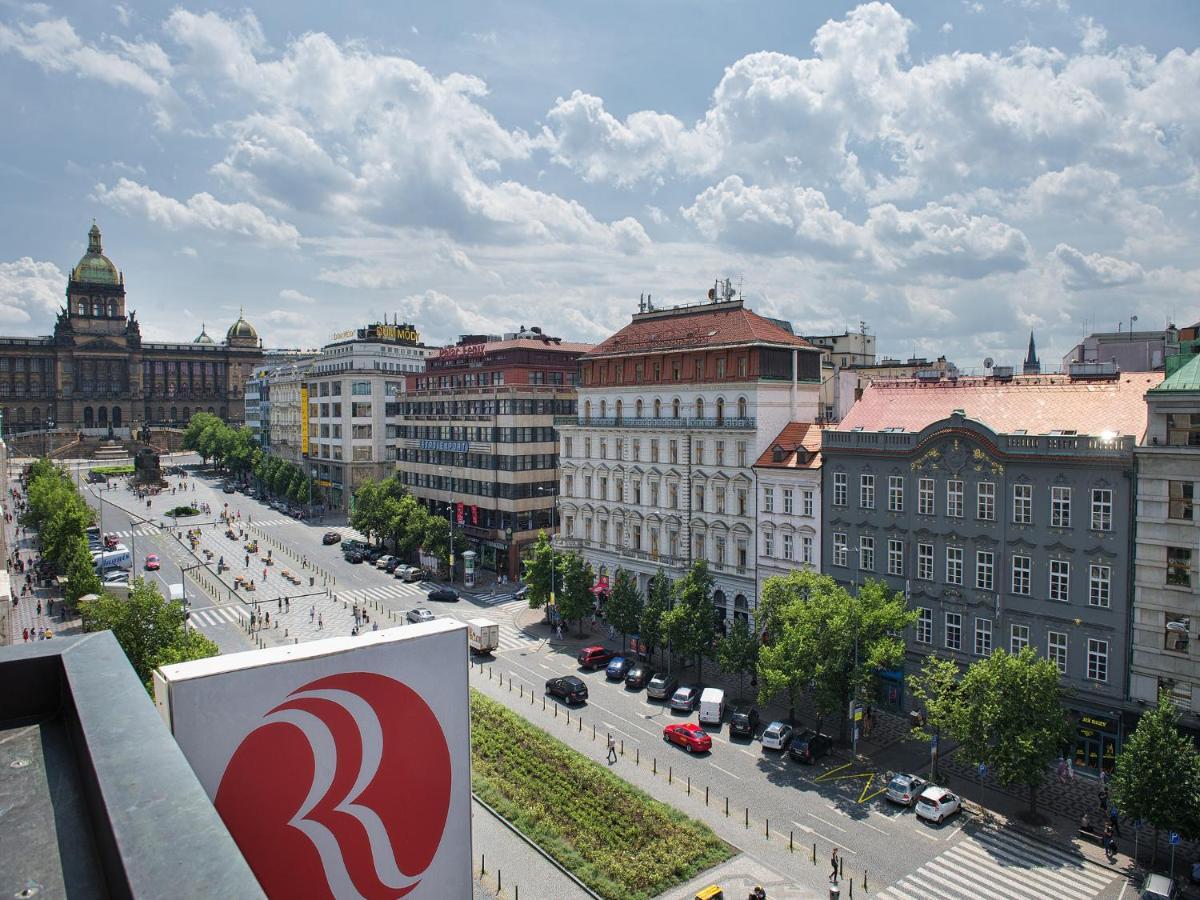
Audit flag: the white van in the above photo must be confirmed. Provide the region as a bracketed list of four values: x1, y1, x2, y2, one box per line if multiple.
[698, 687, 726, 726]
[93, 548, 132, 573]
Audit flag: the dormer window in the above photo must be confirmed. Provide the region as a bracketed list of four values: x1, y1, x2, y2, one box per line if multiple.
[772, 445, 785, 463]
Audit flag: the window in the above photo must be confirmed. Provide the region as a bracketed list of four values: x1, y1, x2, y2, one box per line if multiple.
[888, 476, 904, 512]
[977, 482, 995, 521]
[763, 487, 774, 513]
[887, 538, 904, 575]
[1049, 559, 1070, 602]
[945, 547, 963, 585]
[564, 437, 573, 458]
[351, 381, 371, 396]
[916, 608, 933, 645]
[859, 536, 875, 571]
[1090, 488, 1112, 531]
[1011, 555, 1031, 595]
[716, 358, 726, 379]
[715, 440, 725, 465]
[1010, 623, 1030, 654]
[783, 488, 794, 515]
[833, 532, 847, 567]
[1169, 481, 1194, 521]
[1047, 632, 1068, 674]
[1165, 615, 1191, 653]
[763, 530, 774, 558]
[631, 439, 640, 461]
[917, 543, 934, 581]
[1087, 639, 1108, 682]
[974, 618, 993, 656]
[918, 478, 934, 516]
[782, 532, 794, 561]
[803, 490, 814, 517]
[1012, 483, 1032, 524]
[860, 474, 876, 509]
[1167, 413, 1200, 446]
[737, 441, 747, 466]
[669, 439, 678, 464]
[350, 402, 372, 417]
[947, 479, 964, 518]
[737, 489, 747, 517]
[1050, 485, 1072, 528]
[694, 441, 704, 464]
[976, 551, 994, 591]
[651, 440, 659, 463]
[833, 473, 847, 507]
[1168, 547, 1192, 587]
[945, 612, 962, 651]
[1088, 564, 1111, 608]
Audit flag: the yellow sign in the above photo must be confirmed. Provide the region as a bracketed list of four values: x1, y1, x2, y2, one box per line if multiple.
[373, 323, 420, 343]
[300, 384, 310, 455]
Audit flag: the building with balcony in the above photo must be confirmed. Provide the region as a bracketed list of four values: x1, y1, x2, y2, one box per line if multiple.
[754, 423, 828, 588]
[397, 328, 589, 579]
[557, 288, 823, 630]
[821, 369, 1162, 773]
[1062, 326, 1182, 373]
[1130, 343, 1200, 727]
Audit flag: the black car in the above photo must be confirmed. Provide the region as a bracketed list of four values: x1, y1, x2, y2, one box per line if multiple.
[322, 531, 342, 545]
[222, 483, 236, 494]
[366, 549, 385, 563]
[427, 587, 460, 603]
[545, 676, 588, 704]
[729, 706, 760, 738]
[384, 559, 402, 574]
[625, 664, 652, 690]
[344, 551, 365, 564]
[789, 730, 833, 764]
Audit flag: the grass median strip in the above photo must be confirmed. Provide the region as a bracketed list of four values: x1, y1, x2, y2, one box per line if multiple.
[91, 464, 136, 476]
[470, 690, 734, 899]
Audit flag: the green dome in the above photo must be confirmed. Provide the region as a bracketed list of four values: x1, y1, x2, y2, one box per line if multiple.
[226, 310, 258, 345]
[72, 222, 120, 285]
[194, 324, 215, 344]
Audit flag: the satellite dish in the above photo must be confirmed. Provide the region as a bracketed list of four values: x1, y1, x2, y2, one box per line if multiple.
[983, 357, 994, 369]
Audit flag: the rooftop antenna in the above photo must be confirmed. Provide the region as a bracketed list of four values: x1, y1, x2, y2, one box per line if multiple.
[736, 275, 744, 301]
[638, 292, 645, 313]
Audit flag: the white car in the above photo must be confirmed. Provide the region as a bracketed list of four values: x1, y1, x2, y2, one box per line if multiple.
[914, 785, 962, 824]
[375, 555, 397, 570]
[761, 721, 794, 751]
[406, 608, 436, 625]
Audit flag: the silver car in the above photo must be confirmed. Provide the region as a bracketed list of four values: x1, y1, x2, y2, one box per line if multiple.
[885, 773, 927, 806]
[761, 721, 794, 750]
[406, 608, 435, 624]
[669, 685, 700, 712]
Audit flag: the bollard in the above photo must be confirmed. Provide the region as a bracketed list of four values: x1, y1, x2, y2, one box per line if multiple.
[481, 853, 486, 873]
[766, 818, 770, 838]
[840, 858, 844, 879]
[745, 807, 749, 829]
[497, 870, 501, 892]
[578, 717, 581, 732]
[705, 786, 709, 806]
[620, 739, 624, 756]
[849, 880, 853, 898]
[790, 831, 794, 852]
[593, 724, 596, 740]
[725, 797, 729, 817]
[653, 757, 657, 775]
[520, 684, 524, 698]
[687, 776, 691, 795]
[863, 871, 868, 891]
[555, 703, 558, 718]
[813, 842, 817, 863]
[636, 748, 639, 765]
[668, 766, 672, 785]
[543, 696, 546, 710]
[566, 708, 570, 725]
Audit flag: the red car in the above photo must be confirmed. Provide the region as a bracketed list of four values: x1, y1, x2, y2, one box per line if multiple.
[144, 553, 160, 571]
[577, 645, 615, 669]
[663, 722, 712, 753]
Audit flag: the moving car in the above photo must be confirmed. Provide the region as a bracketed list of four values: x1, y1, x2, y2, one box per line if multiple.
[427, 587, 459, 603]
[624, 664, 652, 690]
[788, 730, 832, 764]
[670, 685, 700, 712]
[914, 785, 962, 824]
[605, 656, 633, 681]
[545, 675, 588, 704]
[322, 531, 342, 545]
[577, 645, 614, 669]
[222, 483, 236, 494]
[728, 706, 760, 738]
[761, 721, 794, 751]
[646, 673, 678, 700]
[406, 608, 436, 625]
[143, 553, 160, 571]
[663, 722, 712, 754]
[885, 773, 927, 806]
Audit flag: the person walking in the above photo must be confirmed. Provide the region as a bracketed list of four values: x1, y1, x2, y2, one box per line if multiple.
[607, 734, 617, 764]
[1098, 786, 1109, 813]
[831, 847, 839, 882]
[1109, 804, 1121, 838]
[318, 613, 323, 630]
[1102, 822, 1117, 862]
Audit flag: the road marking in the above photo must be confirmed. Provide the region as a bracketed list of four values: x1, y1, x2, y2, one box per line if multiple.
[826, 804, 890, 836]
[942, 822, 964, 842]
[807, 812, 846, 833]
[710, 764, 740, 780]
[791, 821, 857, 853]
[739, 748, 758, 759]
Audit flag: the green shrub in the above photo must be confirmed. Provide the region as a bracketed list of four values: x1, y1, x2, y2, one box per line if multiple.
[91, 464, 135, 476]
[166, 505, 200, 518]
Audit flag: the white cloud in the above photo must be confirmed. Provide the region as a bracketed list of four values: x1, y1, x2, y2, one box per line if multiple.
[1078, 16, 1106, 53]
[278, 288, 316, 305]
[93, 178, 301, 247]
[0, 257, 66, 327]
[1053, 243, 1144, 290]
[941, 22, 954, 34]
[867, 203, 1032, 279]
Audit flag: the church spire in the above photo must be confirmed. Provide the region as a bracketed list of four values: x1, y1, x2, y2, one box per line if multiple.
[1023, 331, 1041, 375]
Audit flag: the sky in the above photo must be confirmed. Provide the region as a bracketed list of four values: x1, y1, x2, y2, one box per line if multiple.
[1, 1, 1197, 369]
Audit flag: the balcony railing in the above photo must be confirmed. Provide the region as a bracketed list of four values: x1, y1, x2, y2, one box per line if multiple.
[554, 415, 756, 430]
[823, 429, 1134, 456]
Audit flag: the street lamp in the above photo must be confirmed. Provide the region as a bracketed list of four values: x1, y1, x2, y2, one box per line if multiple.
[844, 545, 863, 758]
[536, 484, 559, 608]
[1129, 314, 1138, 342]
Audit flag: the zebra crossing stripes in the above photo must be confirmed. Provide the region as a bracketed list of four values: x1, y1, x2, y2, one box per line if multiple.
[474, 591, 521, 606]
[107, 525, 160, 539]
[876, 825, 1116, 900]
[188, 605, 248, 628]
[338, 582, 430, 606]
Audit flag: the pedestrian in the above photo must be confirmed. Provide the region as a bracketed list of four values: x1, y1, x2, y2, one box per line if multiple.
[607, 733, 617, 764]
[310, 606, 315, 622]
[277, 597, 282, 611]
[1056, 755, 1068, 783]
[285, 597, 290, 612]
[1067, 756, 1075, 781]
[36, 600, 41, 615]
[1098, 786, 1109, 813]
[831, 847, 839, 882]
[372, 621, 379, 631]
[265, 611, 270, 625]
[318, 613, 323, 629]
[555, 623, 563, 641]
[1102, 822, 1116, 862]
[1109, 805, 1121, 838]
[22, 627, 28, 642]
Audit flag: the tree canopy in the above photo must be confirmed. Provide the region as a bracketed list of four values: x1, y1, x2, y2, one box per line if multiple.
[664, 561, 718, 675]
[639, 570, 672, 662]
[716, 617, 759, 701]
[605, 568, 643, 647]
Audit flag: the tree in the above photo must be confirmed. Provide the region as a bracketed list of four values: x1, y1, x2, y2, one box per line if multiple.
[639, 570, 671, 664]
[182, 412, 221, 456]
[1111, 692, 1200, 861]
[556, 551, 595, 635]
[350, 480, 387, 543]
[604, 568, 642, 650]
[150, 629, 222, 685]
[716, 617, 759, 700]
[947, 647, 1070, 820]
[62, 535, 102, 609]
[909, 655, 960, 780]
[663, 561, 718, 676]
[521, 532, 557, 609]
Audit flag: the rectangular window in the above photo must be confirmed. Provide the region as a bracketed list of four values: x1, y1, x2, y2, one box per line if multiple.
[1010, 623, 1030, 654]
[1013, 484, 1032, 524]
[1169, 481, 1194, 522]
[763, 487, 774, 513]
[351, 381, 371, 396]
[947, 479, 964, 518]
[918, 478, 934, 516]
[564, 437, 573, 458]
[946, 547, 963, 585]
[694, 441, 704, 465]
[1011, 555, 1031, 595]
[1167, 412, 1200, 446]
[833, 473, 847, 507]
[802, 535, 813, 563]
[945, 612, 962, 651]
[803, 490, 814, 517]
[669, 440, 678, 464]
[860, 474, 876, 509]
[715, 440, 724, 465]
[974, 618, 992, 656]
[783, 488, 794, 515]
[763, 531, 774, 558]
[1089, 564, 1111, 608]
[1048, 632, 1068, 674]
[976, 551, 994, 591]
[917, 543, 934, 581]
[1168, 547, 1193, 587]
[888, 476, 904, 512]
[1087, 639, 1108, 682]
[782, 533, 793, 561]
[1051, 485, 1072, 528]
[737, 441, 747, 467]
[977, 482, 995, 521]
[1049, 559, 1070, 602]
[859, 536, 875, 571]
[833, 533, 847, 567]
[1091, 488, 1113, 531]
[887, 538, 904, 576]
[916, 608, 933, 645]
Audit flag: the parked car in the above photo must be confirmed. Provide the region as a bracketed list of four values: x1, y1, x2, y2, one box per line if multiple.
[383, 559, 402, 574]
[406, 608, 436, 625]
[366, 549, 385, 563]
[143, 553, 160, 571]
[788, 730, 832, 764]
[670, 685, 700, 712]
[698, 687, 725, 725]
[322, 531, 342, 545]
[545, 676, 588, 704]
[577, 645, 614, 669]
[101, 570, 130, 584]
[728, 706, 760, 738]
[222, 483, 236, 493]
[624, 664, 653, 690]
[646, 673, 678, 700]
[605, 656, 633, 681]
[1141, 873, 1179, 900]
[399, 566, 425, 582]
[914, 786, 962, 824]
[427, 587, 459, 603]
[663, 722, 712, 753]
[344, 551, 365, 564]
[375, 555, 397, 570]
[885, 773, 927, 807]
[761, 721, 794, 751]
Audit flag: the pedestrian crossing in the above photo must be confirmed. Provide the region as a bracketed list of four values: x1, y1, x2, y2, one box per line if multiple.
[188, 605, 248, 628]
[106, 525, 161, 539]
[875, 824, 1116, 900]
[338, 581, 432, 606]
[474, 590, 523, 606]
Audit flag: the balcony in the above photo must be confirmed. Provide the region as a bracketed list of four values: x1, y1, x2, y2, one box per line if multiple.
[823, 429, 1134, 458]
[554, 415, 756, 431]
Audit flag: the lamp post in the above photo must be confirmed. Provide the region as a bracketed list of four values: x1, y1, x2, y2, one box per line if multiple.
[536, 484, 559, 608]
[43, 418, 54, 460]
[1129, 314, 1138, 341]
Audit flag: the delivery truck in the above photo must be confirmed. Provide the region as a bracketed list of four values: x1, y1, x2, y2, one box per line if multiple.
[467, 618, 499, 655]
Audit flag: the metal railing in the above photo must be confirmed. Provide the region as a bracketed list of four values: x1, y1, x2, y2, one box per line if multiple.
[554, 415, 755, 430]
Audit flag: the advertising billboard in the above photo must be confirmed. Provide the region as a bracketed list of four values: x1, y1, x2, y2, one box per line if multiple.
[300, 383, 310, 456]
[154, 622, 471, 898]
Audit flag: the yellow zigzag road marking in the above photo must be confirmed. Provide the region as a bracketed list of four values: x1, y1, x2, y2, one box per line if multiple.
[814, 762, 888, 802]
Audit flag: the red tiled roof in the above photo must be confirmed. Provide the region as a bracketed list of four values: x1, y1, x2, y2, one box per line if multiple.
[754, 422, 829, 468]
[837, 373, 1162, 439]
[588, 302, 813, 357]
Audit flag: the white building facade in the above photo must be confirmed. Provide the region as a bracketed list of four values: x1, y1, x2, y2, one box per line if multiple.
[753, 423, 826, 590]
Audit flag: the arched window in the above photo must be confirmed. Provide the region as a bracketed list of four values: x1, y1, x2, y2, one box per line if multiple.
[615, 399, 623, 422]
[158, 406, 165, 422]
[600, 399, 607, 418]
[716, 397, 725, 424]
[584, 400, 591, 422]
[170, 406, 178, 422]
[15, 408, 25, 424]
[653, 399, 662, 417]
[672, 398, 680, 419]
[714, 589, 727, 608]
[695, 397, 704, 419]
[635, 399, 643, 418]
[77, 301, 86, 316]
[112, 407, 121, 428]
[97, 407, 107, 427]
[92, 302, 101, 316]
[108, 301, 116, 317]
[84, 407, 94, 428]
[737, 396, 748, 419]
[31, 406, 39, 425]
